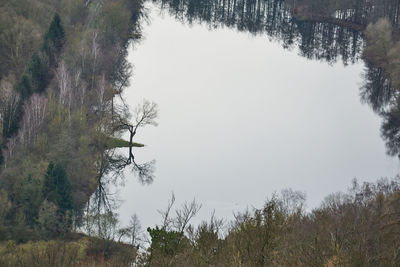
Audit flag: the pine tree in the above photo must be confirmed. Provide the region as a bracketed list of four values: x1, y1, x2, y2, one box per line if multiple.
[43, 162, 73, 213]
[0, 14, 65, 148]
[28, 53, 48, 93]
[16, 74, 32, 99]
[43, 162, 57, 203]
[54, 164, 73, 213]
[41, 14, 65, 66]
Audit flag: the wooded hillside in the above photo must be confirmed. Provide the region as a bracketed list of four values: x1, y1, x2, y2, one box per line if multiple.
[0, 0, 154, 243]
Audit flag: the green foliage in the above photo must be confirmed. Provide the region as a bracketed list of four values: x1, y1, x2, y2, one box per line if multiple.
[43, 162, 73, 213]
[1, 13, 65, 143]
[2, 1, 400, 266]
[45, 109, 99, 211]
[0, 0, 147, 246]
[38, 200, 59, 238]
[26, 13, 65, 94]
[61, 0, 87, 26]
[0, 10, 41, 79]
[28, 53, 48, 93]
[147, 226, 183, 256]
[15, 75, 32, 99]
[43, 14, 65, 50]
[0, 190, 11, 239]
[17, 175, 43, 227]
[98, 2, 131, 45]
[43, 162, 56, 203]
[40, 162, 73, 237]
[0, 240, 82, 267]
[106, 137, 144, 149]
[138, 179, 400, 266]
[0, 238, 136, 267]
[41, 13, 65, 65]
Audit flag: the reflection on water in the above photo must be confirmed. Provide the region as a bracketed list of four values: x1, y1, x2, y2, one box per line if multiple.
[153, 0, 363, 65]
[360, 64, 396, 114]
[151, 0, 400, 136]
[117, 2, 399, 227]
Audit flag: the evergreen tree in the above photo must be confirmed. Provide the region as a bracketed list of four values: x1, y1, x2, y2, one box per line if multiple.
[43, 162, 73, 213]
[41, 14, 65, 66]
[55, 164, 73, 213]
[43, 162, 57, 203]
[28, 53, 48, 93]
[0, 13, 65, 155]
[15, 74, 32, 100]
[41, 162, 73, 237]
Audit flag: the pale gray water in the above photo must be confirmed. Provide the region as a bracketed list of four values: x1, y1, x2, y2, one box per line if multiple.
[117, 4, 399, 228]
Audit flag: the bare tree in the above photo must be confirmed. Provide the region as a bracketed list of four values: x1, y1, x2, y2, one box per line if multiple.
[0, 79, 21, 165]
[19, 94, 48, 145]
[56, 61, 72, 110]
[132, 100, 159, 129]
[91, 31, 99, 90]
[73, 68, 86, 115]
[1, 85, 20, 139]
[97, 74, 106, 112]
[157, 193, 202, 234]
[158, 192, 176, 229]
[126, 100, 158, 157]
[113, 99, 159, 183]
[280, 188, 306, 215]
[175, 199, 202, 234]
[0, 78, 14, 106]
[4, 136, 17, 165]
[128, 213, 143, 246]
[132, 159, 156, 184]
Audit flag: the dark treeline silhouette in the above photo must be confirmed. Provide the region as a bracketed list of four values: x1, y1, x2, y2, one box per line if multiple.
[360, 64, 396, 114]
[153, 0, 364, 64]
[295, 0, 400, 30]
[151, 0, 400, 64]
[154, 0, 400, 160]
[135, 178, 400, 266]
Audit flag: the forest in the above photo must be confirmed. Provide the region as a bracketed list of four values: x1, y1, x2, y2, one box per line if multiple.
[0, 0, 400, 266]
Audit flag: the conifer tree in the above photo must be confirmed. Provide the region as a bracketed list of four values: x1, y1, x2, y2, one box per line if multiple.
[41, 14, 65, 66]
[43, 162, 57, 203]
[15, 75, 32, 99]
[55, 164, 73, 213]
[42, 162, 73, 214]
[0, 14, 65, 152]
[28, 53, 48, 93]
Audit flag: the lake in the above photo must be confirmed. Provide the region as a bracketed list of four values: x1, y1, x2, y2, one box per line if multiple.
[117, 2, 399, 228]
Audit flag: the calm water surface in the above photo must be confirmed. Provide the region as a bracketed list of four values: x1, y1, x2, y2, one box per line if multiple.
[118, 4, 399, 228]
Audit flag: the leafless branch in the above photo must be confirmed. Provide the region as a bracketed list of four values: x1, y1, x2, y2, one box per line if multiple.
[175, 199, 202, 234]
[19, 94, 48, 146]
[158, 192, 176, 229]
